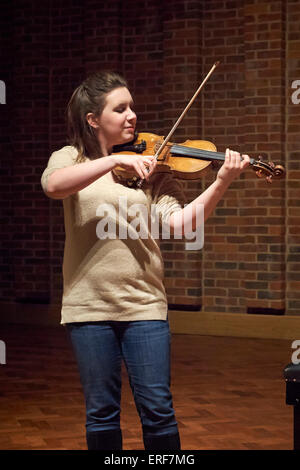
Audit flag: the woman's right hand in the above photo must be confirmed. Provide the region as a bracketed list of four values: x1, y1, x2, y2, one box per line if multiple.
[112, 154, 157, 180]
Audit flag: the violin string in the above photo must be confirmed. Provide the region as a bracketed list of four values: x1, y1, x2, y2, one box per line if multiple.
[171, 145, 225, 161]
[170, 144, 256, 166]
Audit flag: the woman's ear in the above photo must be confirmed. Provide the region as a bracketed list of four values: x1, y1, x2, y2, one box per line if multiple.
[86, 113, 99, 129]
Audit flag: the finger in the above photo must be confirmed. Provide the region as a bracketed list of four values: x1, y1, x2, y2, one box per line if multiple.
[139, 160, 150, 180]
[146, 162, 154, 178]
[144, 157, 153, 167]
[228, 149, 237, 167]
[241, 154, 250, 169]
[137, 165, 145, 180]
[229, 151, 241, 169]
[235, 152, 241, 168]
[225, 148, 231, 167]
[144, 157, 156, 178]
[145, 158, 154, 175]
[143, 155, 155, 163]
[148, 158, 157, 176]
[134, 160, 145, 179]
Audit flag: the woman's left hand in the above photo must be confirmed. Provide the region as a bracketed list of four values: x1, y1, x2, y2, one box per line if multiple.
[216, 148, 250, 186]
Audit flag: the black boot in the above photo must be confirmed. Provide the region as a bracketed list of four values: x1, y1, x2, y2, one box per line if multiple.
[86, 429, 122, 450]
[143, 432, 181, 450]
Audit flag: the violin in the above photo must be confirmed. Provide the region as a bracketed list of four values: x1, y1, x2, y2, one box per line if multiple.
[112, 62, 285, 187]
[112, 131, 285, 186]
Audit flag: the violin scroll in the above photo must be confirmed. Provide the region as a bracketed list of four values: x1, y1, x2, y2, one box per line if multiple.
[252, 156, 285, 183]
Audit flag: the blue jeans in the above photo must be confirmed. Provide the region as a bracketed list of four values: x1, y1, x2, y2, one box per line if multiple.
[66, 320, 179, 439]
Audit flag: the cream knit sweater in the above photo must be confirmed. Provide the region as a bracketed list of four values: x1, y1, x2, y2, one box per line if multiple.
[41, 146, 185, 324]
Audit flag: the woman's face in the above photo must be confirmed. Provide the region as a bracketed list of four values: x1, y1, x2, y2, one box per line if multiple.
[94, 87, 137, 152]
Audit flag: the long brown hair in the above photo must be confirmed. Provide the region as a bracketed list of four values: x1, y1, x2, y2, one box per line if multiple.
[67, 71, 128, 163]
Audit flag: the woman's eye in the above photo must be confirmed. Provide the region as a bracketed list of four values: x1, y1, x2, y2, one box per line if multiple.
[115, 105, 135, 114]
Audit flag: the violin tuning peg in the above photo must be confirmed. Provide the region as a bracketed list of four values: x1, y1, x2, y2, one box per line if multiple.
[266, 175, 273, 184]
[255, 170, 264, 179]
[268, 160, 275, 169]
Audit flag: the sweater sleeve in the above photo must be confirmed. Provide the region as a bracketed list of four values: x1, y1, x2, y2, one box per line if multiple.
[41, 146, 77, 194]
[151, 172, 186, 224]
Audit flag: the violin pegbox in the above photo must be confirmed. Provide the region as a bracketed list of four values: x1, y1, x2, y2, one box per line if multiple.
[253, 155, 285, 183]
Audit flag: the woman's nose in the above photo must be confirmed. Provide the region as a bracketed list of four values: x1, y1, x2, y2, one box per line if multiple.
[127, 109, 136, 121]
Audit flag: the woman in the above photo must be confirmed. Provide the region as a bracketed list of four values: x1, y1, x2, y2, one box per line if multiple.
[41, 71, 250, 450]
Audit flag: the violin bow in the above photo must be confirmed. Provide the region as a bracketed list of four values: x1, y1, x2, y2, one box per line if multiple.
[155, 61, 220, 159]
[137, 61, 219, 188]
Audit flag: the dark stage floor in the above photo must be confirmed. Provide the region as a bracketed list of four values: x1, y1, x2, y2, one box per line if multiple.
[0, 323, 293, 450]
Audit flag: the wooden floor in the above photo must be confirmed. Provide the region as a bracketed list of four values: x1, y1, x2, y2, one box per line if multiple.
[0, 323, 293, 450]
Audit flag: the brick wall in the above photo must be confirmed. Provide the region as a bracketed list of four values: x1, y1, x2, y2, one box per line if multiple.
[201, 0, 287, 314]
[286, 0, 300, 315]
[0, 1, 14, 303]
[0, 0, 298, 318]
